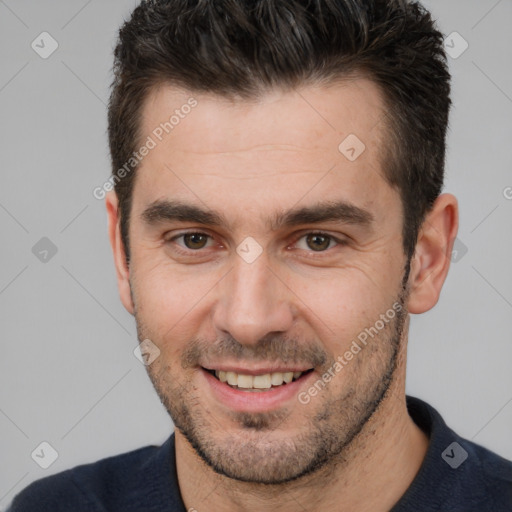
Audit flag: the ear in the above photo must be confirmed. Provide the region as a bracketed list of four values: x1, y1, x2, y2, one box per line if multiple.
[106, 191, 134, 315]
[407, 193, 459, 314]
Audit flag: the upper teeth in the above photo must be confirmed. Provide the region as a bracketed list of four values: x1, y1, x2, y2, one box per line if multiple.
[214, 370, 304, 389]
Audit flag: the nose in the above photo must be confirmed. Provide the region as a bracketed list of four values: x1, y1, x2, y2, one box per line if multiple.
[212, 253, 294, 347]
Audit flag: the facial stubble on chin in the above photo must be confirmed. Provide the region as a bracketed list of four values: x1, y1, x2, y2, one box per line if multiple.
[133, 270, 410, 485]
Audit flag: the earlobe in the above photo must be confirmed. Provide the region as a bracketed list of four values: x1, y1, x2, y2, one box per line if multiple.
[407, 193, 459, 314]
[105, 191, 134, 315]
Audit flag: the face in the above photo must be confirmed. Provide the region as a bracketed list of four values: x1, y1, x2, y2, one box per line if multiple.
[123, 79, 411, 484]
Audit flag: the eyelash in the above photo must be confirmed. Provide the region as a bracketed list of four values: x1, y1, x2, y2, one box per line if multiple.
[166, 230, 347, 257]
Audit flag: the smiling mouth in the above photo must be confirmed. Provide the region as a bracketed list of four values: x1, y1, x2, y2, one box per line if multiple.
[203, 368, 314, 391]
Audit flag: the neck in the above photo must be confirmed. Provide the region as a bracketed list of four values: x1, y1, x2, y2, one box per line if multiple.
[175, 329, 428, 512]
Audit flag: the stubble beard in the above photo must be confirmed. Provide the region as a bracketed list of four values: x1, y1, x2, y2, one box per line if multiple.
[134, 276, 410, 485]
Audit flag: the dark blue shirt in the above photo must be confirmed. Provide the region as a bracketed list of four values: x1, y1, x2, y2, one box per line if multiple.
[8, 396, 512, 511]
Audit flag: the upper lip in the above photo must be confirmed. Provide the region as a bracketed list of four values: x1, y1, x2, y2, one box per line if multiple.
[201, 364, 313, 376]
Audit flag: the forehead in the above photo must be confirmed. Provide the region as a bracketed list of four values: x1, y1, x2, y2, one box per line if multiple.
[133, 78, 399, 232]
[140, 77, 387, 157]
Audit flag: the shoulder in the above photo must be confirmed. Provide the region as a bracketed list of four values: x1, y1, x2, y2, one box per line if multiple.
[8, 443, 162, 512]
[402, 396, 512, 511]
[444, 437, 512, 510]
[470, 440, 512, 507]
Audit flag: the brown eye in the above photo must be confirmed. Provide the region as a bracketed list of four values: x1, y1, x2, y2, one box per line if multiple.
[305, 233, 332, 251]
[182, 233, 209, 250]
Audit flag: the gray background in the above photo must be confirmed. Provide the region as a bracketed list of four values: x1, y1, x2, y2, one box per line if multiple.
[0, 0, 511, 507]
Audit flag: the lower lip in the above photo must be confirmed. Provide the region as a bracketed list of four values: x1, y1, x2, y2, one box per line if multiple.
[201, 368, 315, 413]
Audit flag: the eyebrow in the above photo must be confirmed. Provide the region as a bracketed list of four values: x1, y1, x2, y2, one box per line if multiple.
[141, 199, 374, 231]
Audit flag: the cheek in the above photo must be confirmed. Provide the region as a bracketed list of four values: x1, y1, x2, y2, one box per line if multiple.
[132, 255, 215, 316]
[131, 263, 219, 353]
[293, 267, 392, 345]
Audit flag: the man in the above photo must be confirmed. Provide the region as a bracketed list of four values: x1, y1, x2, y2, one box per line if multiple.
[9, 0, 512, 510]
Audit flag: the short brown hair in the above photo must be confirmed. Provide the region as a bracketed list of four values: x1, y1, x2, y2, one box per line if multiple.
[108, 0, 451, 263]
